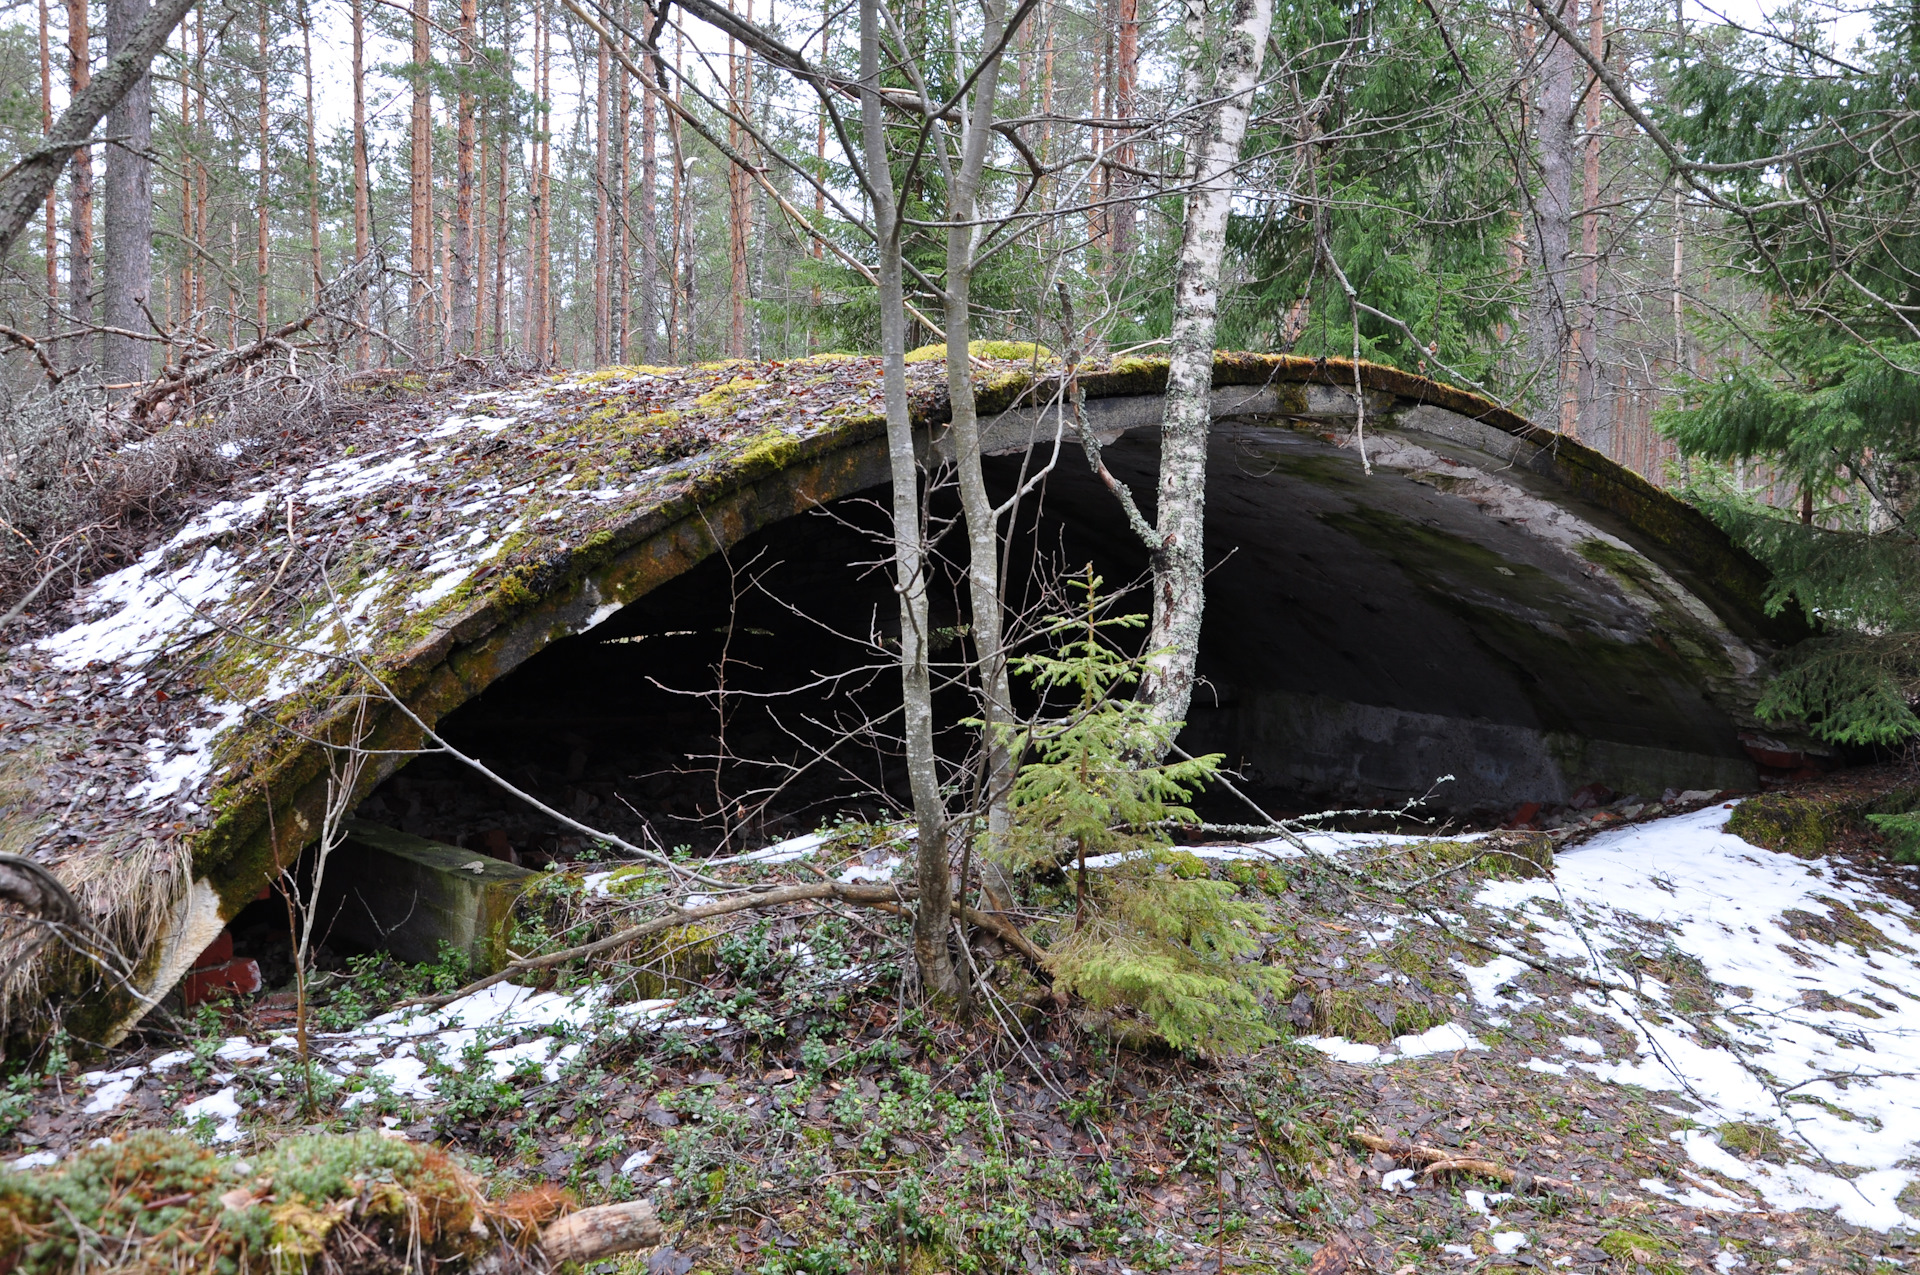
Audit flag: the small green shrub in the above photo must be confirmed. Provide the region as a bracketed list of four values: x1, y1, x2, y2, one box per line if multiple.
[1867, 811, 1920, 861]
[1005, 574, 1287, 1054]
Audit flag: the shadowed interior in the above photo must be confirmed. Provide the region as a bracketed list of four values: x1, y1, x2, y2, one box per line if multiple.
[354, 416, 1757, 863]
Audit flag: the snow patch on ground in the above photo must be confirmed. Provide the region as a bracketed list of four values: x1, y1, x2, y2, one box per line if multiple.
[1303, 1020, 1488, 1066]
[1458, 802, 1920, 1231]
[71, 983, 729, 1136]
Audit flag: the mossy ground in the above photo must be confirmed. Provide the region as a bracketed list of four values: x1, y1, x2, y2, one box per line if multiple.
[1726, 766, 1920, 859]
[0, 821, 1892, 1275]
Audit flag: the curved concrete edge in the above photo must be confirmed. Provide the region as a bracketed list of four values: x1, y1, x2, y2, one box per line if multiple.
[83, 355, 1796, 1037]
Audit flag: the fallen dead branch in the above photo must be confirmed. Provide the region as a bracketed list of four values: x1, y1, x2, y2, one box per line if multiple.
[1352, 1130, 1590, 1198]
[537, 1200, 662, 1264]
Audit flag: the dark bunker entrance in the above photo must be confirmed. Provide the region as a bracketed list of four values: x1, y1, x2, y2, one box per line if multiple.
[347, 416, 1763, 878]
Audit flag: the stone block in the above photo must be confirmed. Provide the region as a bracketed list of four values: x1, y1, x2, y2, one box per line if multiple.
[315, 819, 535, 973]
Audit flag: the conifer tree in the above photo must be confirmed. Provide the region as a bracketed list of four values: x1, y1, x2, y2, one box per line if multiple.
[1653, 11, 1920, 749]
[1005, 573, 1286, 1054]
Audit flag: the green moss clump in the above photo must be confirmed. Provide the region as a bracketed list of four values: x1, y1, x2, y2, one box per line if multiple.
[1717, 1122, 1787, 1159]
[1310, 988, 1450, 1044]
[1722, 789, 1920, 859]
[733, 426, 802, 473]
[903, 339, 1054, 364]
[0, 1130, 527, 1272]
[1401, 832, 1554, 881]
[1598, 1229, 1683, 1274]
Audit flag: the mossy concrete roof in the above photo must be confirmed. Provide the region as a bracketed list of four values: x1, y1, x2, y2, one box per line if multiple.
[0, 352, 1801, 1046]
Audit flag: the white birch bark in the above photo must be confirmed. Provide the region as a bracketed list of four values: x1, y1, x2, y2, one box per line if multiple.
[861, 0, 955, 997]
[937, 0, 1021, 915]
[1136, 0, 1273, 730]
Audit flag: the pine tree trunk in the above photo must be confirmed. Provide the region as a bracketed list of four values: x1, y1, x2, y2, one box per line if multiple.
[613, 19, 630, 363]
[1136, 0, 1273, 732]
[192, 7, 206, 337]
[296, 0, 320, 297]
[102, 0, 153, 384]
[666, 29, 685, 362]
[492, 7, 508, 357]
[593, 34, 610, 364]
[452, 0, 477, 354]
[862, 0, 954, 998]
[411, 0, 433, 360]
[66, 0, 93, 372]
[1107, 0, 1138, 261]
[351, 0, 369, 363]
[1534, 0, 1576, 428]
[1575, 0, 1605, 450]
[39, 0, 58, 341]
[255, 0, 271, 337]
[638, 47, 660, 362]
[532, 0, 550, 362]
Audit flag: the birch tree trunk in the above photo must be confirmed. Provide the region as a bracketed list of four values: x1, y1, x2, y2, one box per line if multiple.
[862, 0, 955, 998]
[1135, 0, 1273, 731]
[939, 0, 1021, 914]
[102, 0, 153, 385]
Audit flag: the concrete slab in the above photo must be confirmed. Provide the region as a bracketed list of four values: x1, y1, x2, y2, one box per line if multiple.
[315, 819, 534, 973]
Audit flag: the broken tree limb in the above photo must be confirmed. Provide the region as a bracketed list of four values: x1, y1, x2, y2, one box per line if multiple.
[538, 1200, 662, 1263]
[129, 314, 317, 421]
[0, 0, 196, 260]
[1351, 1131, 1589, 1198]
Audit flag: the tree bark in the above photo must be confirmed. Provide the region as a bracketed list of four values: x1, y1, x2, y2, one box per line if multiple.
[299, 0, 322, 298]
[255, 0, 270, 337]
[0, 0, 193, 272]
[1534, 0, 1577, 428]
[593, 33, 610, 363]
[639, 46, 660, 362]
[65, 0, 92, 367]
[1107, 0, 1139, 261]
[1575, 0, 1606, 450]
[613, 17, 630, 363]
[103, 0, 153, 384]
[862, 0, 954, 998]
[452, 0, 478, 354]
[39, 0, 58, 340]
[940, 0, 1020, 915]
[1134, 0, 1273, 732]
[726, 2, 753, 358]
[351, 0, 369, 363]
[410, 0, 433, 361]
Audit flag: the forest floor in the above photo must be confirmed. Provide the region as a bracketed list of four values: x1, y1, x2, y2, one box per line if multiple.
[5, 779, 1919, 1274]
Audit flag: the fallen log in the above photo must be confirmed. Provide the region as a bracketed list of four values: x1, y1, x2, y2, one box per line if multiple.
[1352, 1130, 1589, 1199]
[539, 1200, 663, 1263]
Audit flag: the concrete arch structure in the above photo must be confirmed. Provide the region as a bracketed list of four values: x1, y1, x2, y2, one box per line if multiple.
[0, 354, 1808, 1043]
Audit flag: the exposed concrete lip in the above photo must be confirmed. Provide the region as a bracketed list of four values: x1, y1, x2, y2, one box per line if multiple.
[0, 353, 1806, 1041]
